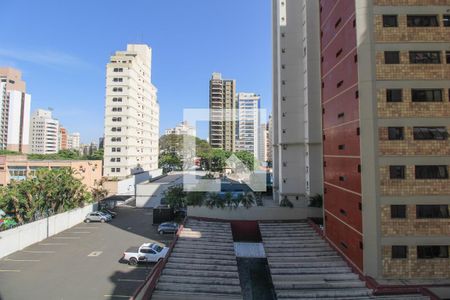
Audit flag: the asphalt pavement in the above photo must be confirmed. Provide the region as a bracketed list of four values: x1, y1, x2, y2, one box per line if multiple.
[0, 207, 174, 300]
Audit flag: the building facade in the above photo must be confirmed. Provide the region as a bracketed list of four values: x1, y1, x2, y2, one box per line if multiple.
[318, 0, 450, 280]
[209, 72, 236, 152]
[236, 93, 261, 160]
[103, 44, 159, 179]
[29, 109, 59, 154]
[0, 68, 31, 153]
[259, 123, 268, 163]
[272, 0, 323, 205]
[267, 115, 273, 164]
[68, 132, 80, 150]
[164, 121, 196, 136]
[0, 155, 102, 189]
[59, 127, 68, 150]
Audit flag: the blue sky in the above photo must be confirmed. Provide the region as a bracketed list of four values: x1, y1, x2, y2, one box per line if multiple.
[0, 0, 271, 143]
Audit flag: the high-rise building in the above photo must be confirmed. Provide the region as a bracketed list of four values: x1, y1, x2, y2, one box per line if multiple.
[319, 0, 450, 280]
[267, 115, 273, 164]
[104, 44, 159, 178]
[274, 0, 450, 281]
[98, 137, 104, 150]
[59, 127, 68, 150]
[67, 132, 80, 150]
[209, 72, 236, 152]
[259, 123, 268, 162]
[164, 121, 196, 136]
[272, 0, 323, 204]
[29, 109, 59, 154]
[235, 93, 261, 159]
[0, 67, 31, 153]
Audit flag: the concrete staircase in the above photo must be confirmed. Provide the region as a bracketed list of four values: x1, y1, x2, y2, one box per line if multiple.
[259, 222, 429, 300]
[152, 219, 242, 300]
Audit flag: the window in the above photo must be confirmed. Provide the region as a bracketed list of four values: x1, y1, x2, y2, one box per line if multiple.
[446, 51, 450, 64]
[417, 246, 449, 259]
[391, 205, 406, 218]
[383, 15, 398, 27]
[338, 144, 345, 150]
[111, 127, 122, 132]
[386, 89, 402, 102]
[413, 127, 447, 140]
[392, 246, 408, 259]
[112, 117, 122, 122]
[415, 165, 448, 179]
[407, 15, 439, 27]
[411, 89, 442, 102]
[409, 51, 441, 64]
[112, 87, 123, 92]
[390, 166, 406, 179]
[338, 112, 345, 118]
[111, 137, 122, 142]
[112, 97, 122, 102]
[444, 15, 450, 27]
[388, 127, 404, 140]
[113, 68, 123, 72]
[384, 51, 400, 64]
[112, 107, 122, 112]
[113, 78, 123, 82]
[416, 205, 449, 218]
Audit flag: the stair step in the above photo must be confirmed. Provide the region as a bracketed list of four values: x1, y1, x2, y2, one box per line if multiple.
[274, 280, 366, 290]
[276, 288, 372, 299]
[268, 255, 343, 263]
[165, 262, 238, 272]
[270, 266, 351, 275]
[169, 257, 236, 266]
[162, 268, 239, 279]
[171, 252, 236, 261]
[272, 273, 359, 282]
[156, 282, 241, 295]
[172, 248, 234, 256]
[269, 261, 347, 268]
[152, 291, 242, 300]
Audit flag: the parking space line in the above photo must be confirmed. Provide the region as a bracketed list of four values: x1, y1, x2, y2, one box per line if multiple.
[3, 258, 40, 262]
[39, 243, 68, 246]
[104, 295, 131, 298]
[53, 237, 80, 239]
[22, 250, 55, 254]
[0, 269, 21, 272]
[117, 278, 144, 282]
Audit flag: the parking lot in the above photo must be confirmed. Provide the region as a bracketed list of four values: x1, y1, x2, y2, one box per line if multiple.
[0, 207, 174, 300]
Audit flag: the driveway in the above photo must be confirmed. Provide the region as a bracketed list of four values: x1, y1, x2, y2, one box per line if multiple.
[0, 207, 174, 300]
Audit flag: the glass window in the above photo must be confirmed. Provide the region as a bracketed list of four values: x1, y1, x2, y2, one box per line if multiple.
[415, 165, 448, 179]
[384, 51, 400, 64]
[413, 127, 448, 140]
[444, 15, 450, 27]
[386, 89, 402, 102]
[411, 89, 443, 102]
[446, 51, 450, 64]
[388, 127, 404, 140]
[383, 15, 398, 27]
[409, 51, 441, 64]
[392, 246, 408, 259]
[391, 205, 407, 219]
[417, 246, 449, 259]
[407, 15, 439, 27]
[416, 205, 449, 218]
[390, 166, 406, 179]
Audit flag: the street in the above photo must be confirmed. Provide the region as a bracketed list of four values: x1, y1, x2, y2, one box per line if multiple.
[0, 207, 173, 300]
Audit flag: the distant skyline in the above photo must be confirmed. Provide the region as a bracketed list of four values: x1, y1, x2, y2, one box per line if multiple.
[0, 0, 271, 143]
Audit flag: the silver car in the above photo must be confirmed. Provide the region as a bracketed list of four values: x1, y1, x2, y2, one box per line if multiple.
[84, 212, 111, 223]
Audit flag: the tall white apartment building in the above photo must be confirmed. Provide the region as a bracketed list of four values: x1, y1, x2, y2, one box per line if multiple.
[30, 109, 59, 154]
[164, 121, 196, 137]
[272, 0, 323, 203]
[0, 68, 31, 153]
[104, 44, 159, 179]
[235, 93, 261, 160]
[259, 123, 268, 162]
[67, 132, 80, 150]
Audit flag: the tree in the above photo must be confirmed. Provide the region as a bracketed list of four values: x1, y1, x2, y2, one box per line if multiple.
[185, 192, 205, 207]
[159, 152, 182, 172]
[163, 185, 186, 211]
[224, 192, 234, 208]
[87, 149, 104, 160]
[234, 151, 256, 171]
[92, 178, 109, 202]
[240, 192, 255, 209]
[204, 193, 225, 209]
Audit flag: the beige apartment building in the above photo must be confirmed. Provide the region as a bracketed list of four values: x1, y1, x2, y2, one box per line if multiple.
[209, 72, 236, 152]
[0, 155, 102, 189]
[103, 44, 160, 179]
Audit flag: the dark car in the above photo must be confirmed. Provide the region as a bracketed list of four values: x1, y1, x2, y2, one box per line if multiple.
[157, 222, 179, 235]
[101, 209, 117, 218]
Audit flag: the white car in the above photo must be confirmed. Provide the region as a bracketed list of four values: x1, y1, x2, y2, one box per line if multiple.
[122, 243, 168, 265]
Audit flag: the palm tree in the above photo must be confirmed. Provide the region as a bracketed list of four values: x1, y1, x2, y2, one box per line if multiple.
[92, 178, 109, 205]
[240, 192, 255, 209]
[186, 191, 205, 207]
[224, 192, 234, 208]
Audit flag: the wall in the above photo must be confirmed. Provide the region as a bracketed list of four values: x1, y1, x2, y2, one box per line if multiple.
[0, 203, 97, 259]
[187, 206, 322, 221]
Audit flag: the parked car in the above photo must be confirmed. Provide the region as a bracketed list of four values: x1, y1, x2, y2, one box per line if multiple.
[122, 243, 168, 265]
[100, 209, 117, 218]
[157, 222, 179, 235]
[84, 212, 111, 223]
